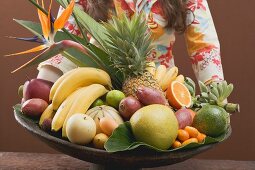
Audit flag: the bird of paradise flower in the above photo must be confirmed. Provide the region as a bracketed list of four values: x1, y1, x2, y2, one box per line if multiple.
[6, 0, 88, 73]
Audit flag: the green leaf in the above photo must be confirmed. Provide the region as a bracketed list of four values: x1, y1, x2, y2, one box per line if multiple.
[13, 104, 39, 124]
[105, 122, 231, 153]
[14, 19, 43, 40]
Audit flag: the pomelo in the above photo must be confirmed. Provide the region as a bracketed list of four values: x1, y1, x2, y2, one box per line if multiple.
[130, 104, 178, 150]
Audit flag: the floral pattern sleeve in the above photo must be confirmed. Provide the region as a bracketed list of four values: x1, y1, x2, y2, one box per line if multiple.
[185, 0, 224, 84]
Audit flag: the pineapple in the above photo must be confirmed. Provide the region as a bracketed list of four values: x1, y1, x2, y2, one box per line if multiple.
[103, 14, 162, 97]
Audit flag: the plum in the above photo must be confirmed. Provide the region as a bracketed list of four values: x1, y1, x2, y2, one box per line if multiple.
[21, 98, 48, 118]
[119, 96, 142, 120]
[175, 108, 193, 129]
[24, 79, 53, 103]
[136, 86, 168, 106]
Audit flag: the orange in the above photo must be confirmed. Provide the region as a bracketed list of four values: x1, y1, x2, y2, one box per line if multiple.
[166, 81, 192, 109]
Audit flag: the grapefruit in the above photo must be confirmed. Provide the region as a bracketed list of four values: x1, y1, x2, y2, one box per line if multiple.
[130, 104, 178, 150]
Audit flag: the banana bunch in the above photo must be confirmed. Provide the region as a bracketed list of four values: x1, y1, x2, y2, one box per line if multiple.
[40, 67, 111, 137]
[183, 77, 239, 113]
[197, 81, 239, 113]
[147, 62, 184, 91]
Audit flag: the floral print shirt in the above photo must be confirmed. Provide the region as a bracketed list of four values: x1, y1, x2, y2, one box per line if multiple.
[39, 0, 224, 84]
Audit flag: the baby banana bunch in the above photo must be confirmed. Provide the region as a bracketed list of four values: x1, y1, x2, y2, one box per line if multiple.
[195, 81, 239, 113]
[40, 67, 111, 137]
[148, 63, 183, 91]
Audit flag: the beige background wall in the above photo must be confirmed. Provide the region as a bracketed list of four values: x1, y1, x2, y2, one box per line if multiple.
[0, 0, 254, 160]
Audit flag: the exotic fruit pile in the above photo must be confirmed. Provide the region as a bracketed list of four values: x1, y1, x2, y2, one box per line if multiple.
[12, 2, 239, 153]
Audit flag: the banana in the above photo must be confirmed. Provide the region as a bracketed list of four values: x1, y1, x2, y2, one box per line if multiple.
[52, 67, 112, 110]
[49, 69, 77, 101]
[154, 65, 167, 83]
[185, 77, 196, 90]
[145, 62, 156, 77]
[210, 86, 220, 98]
[184, 83, 195, 97]
[217, 82, 224, 98]
[62, 84, 108, 138]
[198, 81, 208, 93]
[39, 104, 55, 127]
[51, 87, 87, 132]
[208, 92, 218, 101]
[160, 66, 178, 91]
[222, 83, 234, 100]
[175, 74, 185, 83]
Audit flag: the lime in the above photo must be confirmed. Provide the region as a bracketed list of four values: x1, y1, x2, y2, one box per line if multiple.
[92, 99, 105, 108]
[130, 104, 178, 150]
[106, 90, 125, 108]
[192, 105, 230, 137]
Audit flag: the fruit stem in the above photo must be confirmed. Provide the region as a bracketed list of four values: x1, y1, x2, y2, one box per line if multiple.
[223, 103, 240, 113]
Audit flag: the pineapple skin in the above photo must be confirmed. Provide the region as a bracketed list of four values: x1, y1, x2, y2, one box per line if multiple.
[122, 72, 162, 97]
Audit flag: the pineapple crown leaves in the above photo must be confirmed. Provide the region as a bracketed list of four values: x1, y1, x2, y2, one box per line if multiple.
[103, 13, 153, 78]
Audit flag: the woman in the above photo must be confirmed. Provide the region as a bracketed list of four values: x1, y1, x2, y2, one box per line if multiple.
[38, 0, 224, 85]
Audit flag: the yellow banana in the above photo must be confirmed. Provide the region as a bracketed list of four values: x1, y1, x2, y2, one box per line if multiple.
[39, 104, 55, 127]
[175, 74, 185, 83]
[160, 66, 178, 91]
[52, 67, 112, 110]
[62, 84, 108, 138]
[49, 69, 77, 101]
[145, 62, 156, 77]
[51, 87, 87, 132]
[154, 65, 167, 83]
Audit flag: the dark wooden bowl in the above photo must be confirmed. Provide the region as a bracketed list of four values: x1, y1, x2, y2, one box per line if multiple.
[14, 110, 231, 170]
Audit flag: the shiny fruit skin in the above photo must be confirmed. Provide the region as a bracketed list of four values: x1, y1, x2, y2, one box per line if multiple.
[130, 104, 178, 150]
[93, 133, 109, 149]
[177, 129, 190, 142]
[181, 138, 198, 146]
[172, 140, 182, 149]
[136, 86, 168, 106]
[21, 98, 48, 118]
[175, 108, 193, 129]
[184, 126, 199, 138]
[24, 79, 53, 103]
[106, 90, 125, 109]
[119, 96, 142, 120]
[197, 133, 206, 143]
[99, 117, 119, 136]
[66, 114, 96, 145]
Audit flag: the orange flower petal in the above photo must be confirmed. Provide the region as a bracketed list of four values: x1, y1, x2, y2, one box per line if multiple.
[37, 0, 50, 39]
[54, 0, 75, 31]
[5, 45, 47, 57]
[11, 52, 44, 73]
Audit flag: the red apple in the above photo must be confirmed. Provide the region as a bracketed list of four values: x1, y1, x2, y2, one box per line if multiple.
[24, 79, 53, 103]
